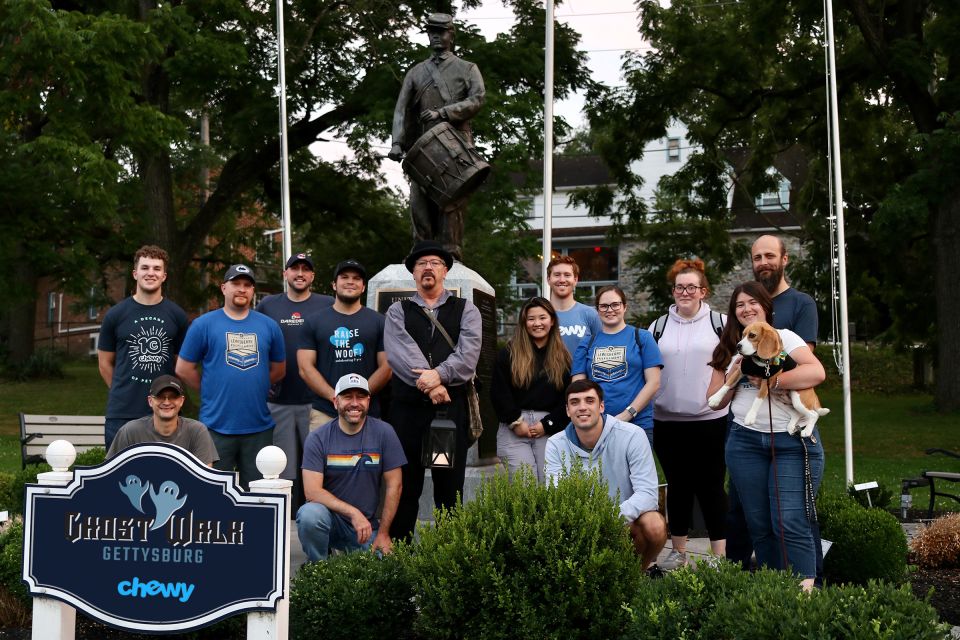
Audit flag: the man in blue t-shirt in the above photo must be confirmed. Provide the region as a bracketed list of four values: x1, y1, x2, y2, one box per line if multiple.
[547, 255, 601, 355]
[176, 264, 285, 490]
[296, 374, 406, 561]
[298, 259, 390, 427]
[97, 245, 189, 450]
[256, 253, 333, 498]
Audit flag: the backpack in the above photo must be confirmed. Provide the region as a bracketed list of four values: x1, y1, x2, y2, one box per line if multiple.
[651, 310, 724, 343]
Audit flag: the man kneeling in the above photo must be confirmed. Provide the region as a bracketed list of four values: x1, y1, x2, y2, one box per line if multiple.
[545, 380, 667, 572]
[297, 374, 406, 561]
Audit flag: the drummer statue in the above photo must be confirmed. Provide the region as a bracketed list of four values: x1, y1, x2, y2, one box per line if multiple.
[388, 12, 487, 262]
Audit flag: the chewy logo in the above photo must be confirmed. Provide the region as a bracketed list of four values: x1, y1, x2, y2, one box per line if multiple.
[559, 325, 587, 338]
[117, 577, 195, 603]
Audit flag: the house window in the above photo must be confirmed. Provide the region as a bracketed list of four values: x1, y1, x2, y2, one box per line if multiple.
[666, 138, 681, 162]
[47, 292, 57, 326]
[755, 175, 791, 211]
[88, 286, 99, 320]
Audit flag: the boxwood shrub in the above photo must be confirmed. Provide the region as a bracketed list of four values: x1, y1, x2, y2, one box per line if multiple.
[409, 467, 643, 640]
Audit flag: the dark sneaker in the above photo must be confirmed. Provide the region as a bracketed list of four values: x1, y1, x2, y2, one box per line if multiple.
[646, 564, 666, 579]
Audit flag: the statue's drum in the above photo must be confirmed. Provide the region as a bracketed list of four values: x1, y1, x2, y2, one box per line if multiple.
[402, 122, 491, 208]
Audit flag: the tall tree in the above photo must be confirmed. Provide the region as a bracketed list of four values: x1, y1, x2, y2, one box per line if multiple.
[0, 0, 591, 364]
[580, 0, 960, 410]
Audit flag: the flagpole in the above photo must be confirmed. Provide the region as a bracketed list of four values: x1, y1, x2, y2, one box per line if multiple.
[276, 0, 293, 287]
[824, 0, 854, 484]
[541, 0, 555, 294]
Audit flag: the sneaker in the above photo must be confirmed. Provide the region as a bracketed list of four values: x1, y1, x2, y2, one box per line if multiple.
[646, 564, 666, 579]
[660, 549, 688, 571]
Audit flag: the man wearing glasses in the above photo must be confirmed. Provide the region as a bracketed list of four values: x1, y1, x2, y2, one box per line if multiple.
[383, 240, 482, 541]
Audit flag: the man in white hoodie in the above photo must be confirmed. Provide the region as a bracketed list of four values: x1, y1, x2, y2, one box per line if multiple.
[545, 379, 667, 572]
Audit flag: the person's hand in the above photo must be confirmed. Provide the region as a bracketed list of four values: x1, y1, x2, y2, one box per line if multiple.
[387, 144, 404, 161]
[350, 511, 373, 545]
[371, 531, 394, 555]
[512, 419, 532, 438]
[413, 368, 442, 393]
[420, 109, 442, 124]
[528, 421, 546, 438]
[429, 385, 451, 404]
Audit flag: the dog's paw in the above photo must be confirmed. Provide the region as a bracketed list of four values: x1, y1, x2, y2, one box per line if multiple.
[707, 388, 727, 409]
[799, 423, 815, 438]
[817, 408, 830, 416]
[743, 408, 757, 426]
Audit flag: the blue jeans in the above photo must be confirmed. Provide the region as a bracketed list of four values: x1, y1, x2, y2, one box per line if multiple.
[296, 502, 375, 562]
[725, 423, 823, 578]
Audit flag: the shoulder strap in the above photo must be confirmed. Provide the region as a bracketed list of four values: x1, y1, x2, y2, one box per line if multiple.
[652, 314, 668, 343]
[413, 299, 463, 351]
[634, 326, 644, 355]
[710, 310, 725, 338]
[426, 61, 453, 104]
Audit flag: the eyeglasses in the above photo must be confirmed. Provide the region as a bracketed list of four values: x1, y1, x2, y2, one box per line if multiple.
[415, 259, 446, 269]
[597, 302, 624, 312]
[672, 284, 704, 295]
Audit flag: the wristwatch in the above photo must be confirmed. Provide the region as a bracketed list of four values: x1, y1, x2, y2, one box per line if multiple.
[625, 406, 638, 418]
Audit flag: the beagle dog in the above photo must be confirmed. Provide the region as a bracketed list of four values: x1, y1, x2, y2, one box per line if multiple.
[707, 321, 829, 437]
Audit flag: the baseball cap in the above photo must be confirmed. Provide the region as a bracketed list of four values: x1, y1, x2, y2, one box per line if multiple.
[334, 373, 370, 396]
[333, 259, 366, 281]
[224, 264, 256, 283]
[285, 253, 315, 270]
[150, 375, 184, 397]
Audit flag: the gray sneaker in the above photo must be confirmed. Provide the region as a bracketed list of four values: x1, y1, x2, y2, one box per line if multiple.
[661, 549, 688, 571]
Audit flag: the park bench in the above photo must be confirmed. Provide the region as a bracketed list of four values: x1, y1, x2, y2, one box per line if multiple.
[19, 413, 105, 469]
[901, 448, 960, 520]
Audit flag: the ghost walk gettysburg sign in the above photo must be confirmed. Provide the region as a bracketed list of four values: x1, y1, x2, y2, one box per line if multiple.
[22, 443, 287, 633]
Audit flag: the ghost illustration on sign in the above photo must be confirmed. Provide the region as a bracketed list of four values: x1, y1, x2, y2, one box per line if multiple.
[118, 475, 150, 513]
[148, 480, 188, 531]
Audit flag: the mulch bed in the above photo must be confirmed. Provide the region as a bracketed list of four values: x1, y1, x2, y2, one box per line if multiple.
[910, 566, 960, 626]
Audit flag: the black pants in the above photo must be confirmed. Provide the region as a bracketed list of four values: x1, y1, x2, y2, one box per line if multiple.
[653, 417, 729, 540]
[389, 391, 470, 541]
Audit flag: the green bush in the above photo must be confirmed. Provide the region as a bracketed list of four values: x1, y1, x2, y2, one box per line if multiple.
[409, 467, 643, 640]
[847, 481, 895, 510]
[621, 562, 947, 640]
[7, 348, 66, 381]
[290, 549, 416, 640]
[821, 501, 908, 585]
[0, 519, 28, 607]
[0, 447, 106, 516]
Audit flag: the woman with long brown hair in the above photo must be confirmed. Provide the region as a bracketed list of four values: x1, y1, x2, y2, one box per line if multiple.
[491, 297, 572, 483]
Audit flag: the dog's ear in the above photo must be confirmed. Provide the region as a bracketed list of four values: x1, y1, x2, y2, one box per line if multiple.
[756, 324, 783, 360]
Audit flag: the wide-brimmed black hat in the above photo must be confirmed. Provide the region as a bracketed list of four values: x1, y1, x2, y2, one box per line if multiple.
[404, 240, 454, 272]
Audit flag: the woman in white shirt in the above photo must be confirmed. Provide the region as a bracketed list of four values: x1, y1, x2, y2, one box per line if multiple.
[707, 281, 825, 591]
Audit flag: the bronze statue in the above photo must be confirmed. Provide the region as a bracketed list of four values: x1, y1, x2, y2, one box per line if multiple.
[388, 13, 489, 262]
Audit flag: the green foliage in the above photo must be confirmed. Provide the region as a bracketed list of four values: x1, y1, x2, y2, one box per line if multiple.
[847, 480, 895, 511]
[0, 447, 105, 515]
[289, 550, 416, 640]
[819, 498, 908, 586]
[819, 343, 916, 394]
[622, 562, 946, 640]
[0, 520, 27, 607]
[409, 468, 643, 640]
[4, 348, 65, 382]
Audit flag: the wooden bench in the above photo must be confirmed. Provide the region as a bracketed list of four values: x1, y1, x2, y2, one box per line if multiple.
[19, 414, 106, 469]
[902, 448, 960, 519]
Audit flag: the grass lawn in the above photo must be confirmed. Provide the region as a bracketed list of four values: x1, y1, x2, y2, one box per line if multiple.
[0, 360, 957, 508]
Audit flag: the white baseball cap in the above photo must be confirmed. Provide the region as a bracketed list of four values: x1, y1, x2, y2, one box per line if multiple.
[334, 373, 370, 396]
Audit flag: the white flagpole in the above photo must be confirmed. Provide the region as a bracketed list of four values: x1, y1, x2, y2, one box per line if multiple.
[824, 0, 854, 484]
[276, 0, 293, 287]
[541, 0, 555, 294]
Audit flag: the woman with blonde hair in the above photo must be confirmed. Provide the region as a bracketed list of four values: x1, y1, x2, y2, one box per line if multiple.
[649, 258, 728, 570]
[490, 297, 572, 482]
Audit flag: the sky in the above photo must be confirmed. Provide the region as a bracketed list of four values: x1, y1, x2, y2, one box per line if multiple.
[310, 0, 649, 191]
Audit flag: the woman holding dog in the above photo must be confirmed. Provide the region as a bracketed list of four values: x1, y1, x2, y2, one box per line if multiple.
[649, 259, 729, 569]
[491, 297, 571, 483]
[572, 285, 662, 446]
[707, 281, 825, 590]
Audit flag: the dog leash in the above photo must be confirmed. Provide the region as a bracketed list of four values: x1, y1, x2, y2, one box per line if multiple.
[800, 436, 818, 523]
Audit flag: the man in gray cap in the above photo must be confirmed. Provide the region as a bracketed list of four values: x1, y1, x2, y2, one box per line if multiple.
[383, 240, 481, 541]
[256, 253, 333, 507]
[176, 264, 286, 489]
[107, 374, 218, 466]
[296, 374, 406, 561]
[388, 12, 485, 260]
